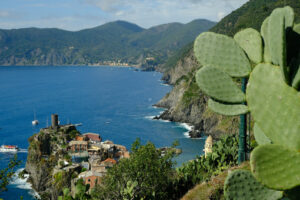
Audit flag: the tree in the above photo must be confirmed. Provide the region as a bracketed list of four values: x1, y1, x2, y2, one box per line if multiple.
[0, 155, 21, 194]
[91, 139, 177, 200]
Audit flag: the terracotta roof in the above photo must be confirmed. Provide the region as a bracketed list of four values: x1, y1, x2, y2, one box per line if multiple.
[83, 133, 101, 142]
[102, 158, 117, 165]
[75, 136, 85, 141]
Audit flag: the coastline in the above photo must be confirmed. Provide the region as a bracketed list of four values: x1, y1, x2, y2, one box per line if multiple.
[10, 168, 40, 199]
[145, 109, 196, 139]
[0, 64, 139, 68]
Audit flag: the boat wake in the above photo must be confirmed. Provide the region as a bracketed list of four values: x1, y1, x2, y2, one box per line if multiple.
[18, 149, 28, 153]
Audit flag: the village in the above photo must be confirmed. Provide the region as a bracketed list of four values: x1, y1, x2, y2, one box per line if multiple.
[44, 114, 130, 193]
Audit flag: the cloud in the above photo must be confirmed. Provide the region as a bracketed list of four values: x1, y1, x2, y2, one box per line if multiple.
[0, 0, 249, 30]
[84, 0, 126, 12]
[218, 11, 226, 20]
[81, 0, 248, 28]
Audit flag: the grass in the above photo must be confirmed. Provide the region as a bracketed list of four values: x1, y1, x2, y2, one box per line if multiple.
[181, 162, 250, 200]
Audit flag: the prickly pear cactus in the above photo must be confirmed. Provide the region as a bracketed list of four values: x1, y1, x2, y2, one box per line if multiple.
[193, 5, 300, 199]
[194, 32, 251, 77]
[268, 7, 289, 83]
[261, 17, 271, 63]
[207, 99, 248, 116]
[246, 63, 300, 151]
[250, 144, 300, 190]
[253, 124, 271, 145]
[224, 170, 282, 200]
[195, 66, 245, 103]
[234, 28, 263, 64]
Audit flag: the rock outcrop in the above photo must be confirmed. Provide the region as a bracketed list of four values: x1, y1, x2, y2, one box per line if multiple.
[156, 49, 239, 139]
[25, 125, 80, 199]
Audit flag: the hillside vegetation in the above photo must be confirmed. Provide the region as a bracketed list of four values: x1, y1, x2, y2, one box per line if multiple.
[0, 19, 215, 67]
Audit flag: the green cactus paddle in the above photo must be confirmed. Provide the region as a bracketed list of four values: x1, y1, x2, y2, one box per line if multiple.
[246, 63, 300, 151]
[251, 144, 300, 190]
[224, 169, 283, 200]
[208, 99, 248, 116]
[234, 28, 263, 64]
[253, 124, 271, 145]
[194, 32, 251, 77]
[196, 66, 245, 103]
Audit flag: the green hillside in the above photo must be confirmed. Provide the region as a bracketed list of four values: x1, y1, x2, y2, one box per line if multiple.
[211, 0, 300, 36]
[162, 0, 300, 72]
[0, 19, 215, 66]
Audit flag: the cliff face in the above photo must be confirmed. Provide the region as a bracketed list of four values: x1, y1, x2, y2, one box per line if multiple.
[25, 125, 80, 199]
[156, 50, 239, 138]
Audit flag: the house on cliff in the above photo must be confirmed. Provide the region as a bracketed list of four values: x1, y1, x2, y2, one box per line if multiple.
[78, 171, 104, 190]
[83, 133, 102, 143]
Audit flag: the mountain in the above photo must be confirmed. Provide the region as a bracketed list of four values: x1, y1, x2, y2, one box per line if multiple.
[156, 0, 300, 138]
[0, 19, 215, 66]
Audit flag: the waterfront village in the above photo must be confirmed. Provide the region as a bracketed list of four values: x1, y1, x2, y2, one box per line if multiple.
[33, 114, 130, 192]
[24, 114, 210, 198]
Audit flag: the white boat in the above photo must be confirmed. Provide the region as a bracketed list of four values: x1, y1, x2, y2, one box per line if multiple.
[32, 120, 39, 125]
[0, 145, 19, 152]
[32, 111, 39, 126]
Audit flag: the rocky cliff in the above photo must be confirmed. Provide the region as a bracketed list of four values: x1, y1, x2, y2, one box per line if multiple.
[25, 125, 81, 199]
[155, 49, 239, 138]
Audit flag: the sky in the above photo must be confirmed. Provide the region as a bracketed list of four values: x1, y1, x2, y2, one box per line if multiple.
[0, 0, 249, 31]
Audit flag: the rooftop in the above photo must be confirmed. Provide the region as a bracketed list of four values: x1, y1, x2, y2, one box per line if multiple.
[83, 133, 101, 142]
[78, 170, 104, 178]
[102, 158, 117, 165]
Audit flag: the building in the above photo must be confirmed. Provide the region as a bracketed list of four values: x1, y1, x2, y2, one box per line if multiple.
[102, 158, 116, 165]
[204, 135, 213, 158]
[91, 158, 117, 173]
[83, 133, 102, 143]
[75, 135, 88, 142]
[69, 141, 88, 152]
[78, 171, 104, 190]
[87, 145, 102, 156]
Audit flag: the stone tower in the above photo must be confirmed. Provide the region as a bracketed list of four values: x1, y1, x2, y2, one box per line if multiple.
[51, 114, 59, 129]
[204, 135, 213, 158]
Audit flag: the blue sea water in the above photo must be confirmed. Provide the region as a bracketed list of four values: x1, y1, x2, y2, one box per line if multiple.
[0, 66, 205, 200]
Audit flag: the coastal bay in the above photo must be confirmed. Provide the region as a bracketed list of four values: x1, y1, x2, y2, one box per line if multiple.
[0, 66, 205, 199]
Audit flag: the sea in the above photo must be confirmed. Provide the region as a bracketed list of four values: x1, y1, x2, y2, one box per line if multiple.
[0, 66, 205, 200]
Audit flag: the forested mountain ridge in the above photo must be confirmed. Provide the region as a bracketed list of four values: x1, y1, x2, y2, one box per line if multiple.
[0, 19, 215, 67]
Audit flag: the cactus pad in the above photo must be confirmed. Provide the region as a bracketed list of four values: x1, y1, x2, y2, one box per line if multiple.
[292, 66, 300, 90]
[234, 28, 263, 64]
[208, 99, 248, 116]
[246, 63, 300, 151]
[224, 169, 283, 200]
[268, 7, 288, 82]
[294, 24, 300, 34]
[253, 123, 271, 145]
[196, 66, 245, 103]
[250, 144, 300, 190]
[282, 6, 295, 28]
[194, 32, 251, 77]
[261, 17, 271, 63]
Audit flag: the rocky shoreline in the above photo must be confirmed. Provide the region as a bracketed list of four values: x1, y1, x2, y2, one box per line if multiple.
[155, 49, 240, 139]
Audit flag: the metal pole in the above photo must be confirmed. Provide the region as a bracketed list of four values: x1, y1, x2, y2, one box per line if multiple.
[238, 78, 247, 164]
